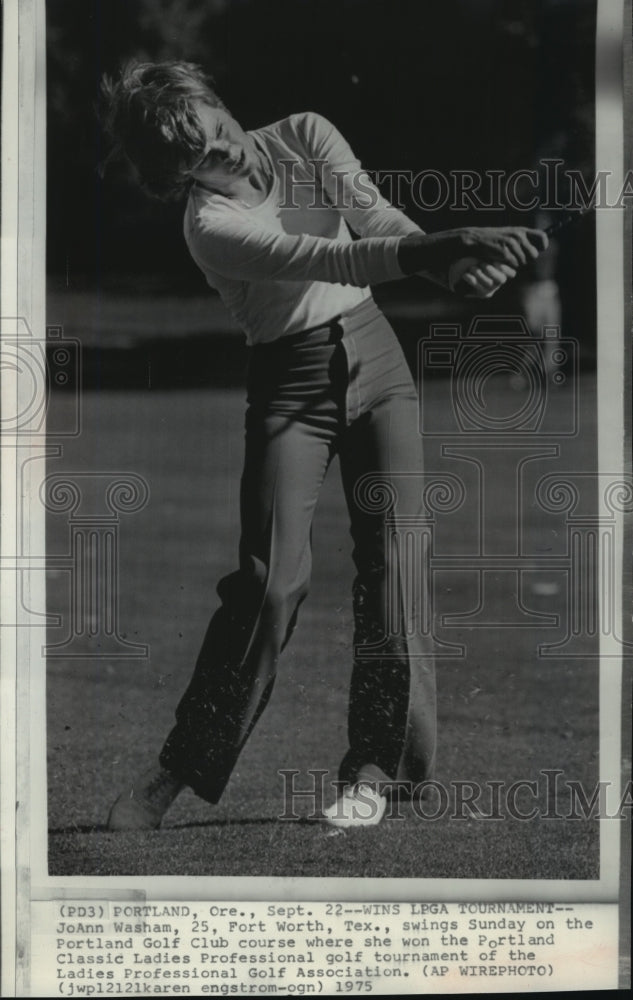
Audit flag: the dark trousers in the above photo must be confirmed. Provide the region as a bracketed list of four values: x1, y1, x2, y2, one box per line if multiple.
[160, 297, 436, 803]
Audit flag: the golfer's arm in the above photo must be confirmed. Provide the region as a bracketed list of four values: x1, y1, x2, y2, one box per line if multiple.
[191, 221, 407, 286]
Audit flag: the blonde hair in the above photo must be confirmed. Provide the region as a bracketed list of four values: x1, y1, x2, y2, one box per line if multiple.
[99, 60, 227, 200]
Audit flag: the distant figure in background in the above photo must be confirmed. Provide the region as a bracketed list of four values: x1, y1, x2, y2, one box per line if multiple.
[100, 61, 547, 829]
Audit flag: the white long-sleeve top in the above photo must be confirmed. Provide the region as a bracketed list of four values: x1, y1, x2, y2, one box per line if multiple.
[183, 111, 422, 344]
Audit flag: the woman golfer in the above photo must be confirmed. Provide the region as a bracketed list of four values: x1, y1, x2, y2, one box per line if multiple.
[102, 61, 547, 829]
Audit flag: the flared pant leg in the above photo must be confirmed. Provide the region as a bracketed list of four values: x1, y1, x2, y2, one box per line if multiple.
[159, 408, 335, 803]
[337, 392, 437, 792]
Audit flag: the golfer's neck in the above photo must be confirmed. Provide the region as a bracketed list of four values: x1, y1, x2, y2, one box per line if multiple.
[198, 164, 271, 204]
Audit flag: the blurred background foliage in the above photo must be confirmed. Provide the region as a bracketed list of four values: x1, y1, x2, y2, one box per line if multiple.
[46, 0, 596, 294]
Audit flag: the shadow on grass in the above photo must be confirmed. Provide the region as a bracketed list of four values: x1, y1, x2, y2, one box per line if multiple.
[49, 817, 317, 835]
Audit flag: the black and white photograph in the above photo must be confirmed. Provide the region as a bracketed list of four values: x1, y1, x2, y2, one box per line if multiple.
[1, 0, 630, 994]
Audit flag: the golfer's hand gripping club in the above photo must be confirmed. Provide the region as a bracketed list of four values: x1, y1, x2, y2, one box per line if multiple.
[399, 226, 549, 299]
[448, 227, 549, 298]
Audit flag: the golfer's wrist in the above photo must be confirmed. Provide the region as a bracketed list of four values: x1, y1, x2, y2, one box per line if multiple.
[397, 231, 459, 277]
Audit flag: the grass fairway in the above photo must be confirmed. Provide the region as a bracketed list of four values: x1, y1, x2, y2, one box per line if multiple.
[46, 374, 600, 880]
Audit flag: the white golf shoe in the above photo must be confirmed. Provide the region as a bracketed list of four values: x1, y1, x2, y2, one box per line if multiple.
[323, 782, 387, 828]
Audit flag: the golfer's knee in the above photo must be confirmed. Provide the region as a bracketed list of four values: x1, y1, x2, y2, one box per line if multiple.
[226, 558, 309, 627]
[262, 576, 308, 622]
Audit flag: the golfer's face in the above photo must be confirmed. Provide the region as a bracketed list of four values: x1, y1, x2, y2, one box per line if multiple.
[191, 103, 257, 189]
